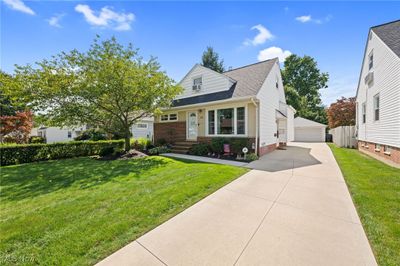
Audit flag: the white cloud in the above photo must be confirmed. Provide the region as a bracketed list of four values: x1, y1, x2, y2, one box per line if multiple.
[257, 46, 292, 63]
[296, 15, 332, 24]
[3, 0, 35, 15]
[322, 75, 357, 105]
[243, 24, 274, 46]
[75, 4, 135, 31]
[47, 14, 65, 28]
[296, 15, 312, 23]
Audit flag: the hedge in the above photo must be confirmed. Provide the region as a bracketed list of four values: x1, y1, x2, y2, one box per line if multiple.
[0, 140, 124, 166]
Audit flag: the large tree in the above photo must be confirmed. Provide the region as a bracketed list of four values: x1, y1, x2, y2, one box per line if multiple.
[327, 97, 356, 129]
[201, 47, 225, 73]
[4, 37, 182, 151]
[282, 54, 328, 124]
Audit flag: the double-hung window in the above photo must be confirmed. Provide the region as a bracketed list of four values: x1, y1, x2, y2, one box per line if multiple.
[373, 93, 380, 121]
[362, 102, 366, 124]
[368, 51, 374, 70]
[207, 107, 246, 136]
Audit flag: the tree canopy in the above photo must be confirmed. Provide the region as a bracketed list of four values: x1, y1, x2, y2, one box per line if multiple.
[3, 36, 182, 150]
[201, 46, 225, 73]
[282, 54, 328, 124]
[327, 97, 356, 129]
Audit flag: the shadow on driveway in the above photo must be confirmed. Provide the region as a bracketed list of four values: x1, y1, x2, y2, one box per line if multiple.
[247, 146, 321, 172]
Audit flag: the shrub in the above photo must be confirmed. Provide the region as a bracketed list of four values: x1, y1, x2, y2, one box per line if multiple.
[29, 136, 46, 144]
[155, 138, 167, 146]
[74, 128, 107, 141]
[231, 138, 249, 155]
[131, 137, 152, 151]
[245, 153, 258, 162]
[210, 138, 228, 154]
[0, 140, 124, 166]
[148, 145, 171, 155]
[189, 143, 210, 156]
[99, 146, 114, 157]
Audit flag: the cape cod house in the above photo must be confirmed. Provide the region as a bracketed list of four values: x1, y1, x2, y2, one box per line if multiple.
[154, 58, 295, 156]
[356, 20, 400, 165]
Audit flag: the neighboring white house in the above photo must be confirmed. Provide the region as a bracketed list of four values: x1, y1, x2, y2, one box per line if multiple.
[356, 20, 400, 165]
[294, 117, 327, 142]
[154, 58, 295, 156]
[131, 117, 154, 139]
[31, 118, 154, 143]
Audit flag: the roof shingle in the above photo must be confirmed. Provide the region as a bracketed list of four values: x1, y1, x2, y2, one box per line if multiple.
[372, 20, 400, 57]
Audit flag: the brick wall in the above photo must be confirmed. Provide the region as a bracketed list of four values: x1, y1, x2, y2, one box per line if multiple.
[358, 141, 400, 164]
[154, 122, 186, 144]
[259, 143, 277, 156]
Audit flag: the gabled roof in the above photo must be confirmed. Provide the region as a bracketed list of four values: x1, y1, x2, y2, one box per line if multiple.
[371, 20, 400, 58]
[294, 117, 327, 128]
[172, 58, 278, 107]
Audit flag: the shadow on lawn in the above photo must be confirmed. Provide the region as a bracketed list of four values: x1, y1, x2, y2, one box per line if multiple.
[0, 157, 167, 201]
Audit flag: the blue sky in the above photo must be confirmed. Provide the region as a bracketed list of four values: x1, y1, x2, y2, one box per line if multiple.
[1, 1, 399, 105]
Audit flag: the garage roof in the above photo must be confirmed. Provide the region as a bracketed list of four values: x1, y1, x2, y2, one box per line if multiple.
[294, 117, 327, 128]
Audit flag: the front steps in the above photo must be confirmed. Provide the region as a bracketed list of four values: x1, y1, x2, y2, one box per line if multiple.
[171, 141, 198, 154]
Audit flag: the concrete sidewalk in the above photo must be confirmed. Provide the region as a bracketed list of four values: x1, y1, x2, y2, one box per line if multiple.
[97, 142, 377, 266]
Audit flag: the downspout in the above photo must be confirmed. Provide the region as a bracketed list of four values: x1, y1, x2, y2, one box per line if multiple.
[251, 97, 259, 156]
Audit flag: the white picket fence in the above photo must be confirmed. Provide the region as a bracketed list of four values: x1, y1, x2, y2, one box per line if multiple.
[329, 126, 356, 148]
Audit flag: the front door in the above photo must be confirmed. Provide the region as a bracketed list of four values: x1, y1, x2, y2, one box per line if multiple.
[187, 112, 198, 140]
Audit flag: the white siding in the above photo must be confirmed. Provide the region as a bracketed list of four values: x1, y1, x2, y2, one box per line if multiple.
[177, 64, 232, 99]
[42, 127, 85, 143]
[257, 62, 286, 147]
[356, 30, 400, 148]
[131, 121, 154, 139]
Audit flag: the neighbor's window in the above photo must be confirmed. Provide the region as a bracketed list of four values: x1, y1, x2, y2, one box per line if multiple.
[373, 93, 380, 121]
[368, 51, 374, 70]
[237, 107, 245, 135]
[161, 114, 169, 121]
[136, 123, 148, 129]
[217, 108, 234, 134]
[208, 110, 215, 135]
[275, 76, 279, 89]
[67, 131, 72, 138]
[362, 102, 366, 123]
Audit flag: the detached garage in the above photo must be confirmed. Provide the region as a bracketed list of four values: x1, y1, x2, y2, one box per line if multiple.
[294, 117, 327, 142]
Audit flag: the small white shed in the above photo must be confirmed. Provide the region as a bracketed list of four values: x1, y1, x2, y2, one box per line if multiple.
[294, 117, 327, 142]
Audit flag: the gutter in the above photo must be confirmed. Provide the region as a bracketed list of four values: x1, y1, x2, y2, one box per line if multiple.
[251, 97, 259, 156]
[165, 96, 255, 111]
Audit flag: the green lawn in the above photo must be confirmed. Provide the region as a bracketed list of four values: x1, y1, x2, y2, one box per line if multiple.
[328, 144, 400, 266]
[0, 156, 247, 265]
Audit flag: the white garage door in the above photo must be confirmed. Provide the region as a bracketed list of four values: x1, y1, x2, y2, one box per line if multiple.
[294, 127, 325, 142]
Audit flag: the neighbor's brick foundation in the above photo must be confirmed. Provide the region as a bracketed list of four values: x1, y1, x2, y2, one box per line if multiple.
[358, 141, 400, 164]
[154, 122, 186, 144]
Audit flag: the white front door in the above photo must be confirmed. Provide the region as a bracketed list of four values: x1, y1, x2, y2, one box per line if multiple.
[187, 112, 198, 140]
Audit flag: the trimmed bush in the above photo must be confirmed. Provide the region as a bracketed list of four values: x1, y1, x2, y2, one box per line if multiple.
[210, 137, 227, 154]
[0, 140, 124, 166]
[231, 138, 249, 154]
[148, 146, 171, 155]
[131, 137, 152, 151]
[245, 153, 258, 162]
[74, 128, 107, 141]
[29, 136, 46, 144]
[189, 143, 210, 156]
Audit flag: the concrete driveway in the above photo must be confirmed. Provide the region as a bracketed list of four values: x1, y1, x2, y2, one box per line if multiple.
[97, 142, 377, 266]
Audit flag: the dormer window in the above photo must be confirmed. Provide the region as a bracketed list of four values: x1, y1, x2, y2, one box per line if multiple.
[193, 77, 202, 91]
[368, 51, 373, 70]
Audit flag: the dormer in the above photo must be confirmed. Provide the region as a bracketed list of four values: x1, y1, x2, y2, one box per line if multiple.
[177, 64, 235, 99]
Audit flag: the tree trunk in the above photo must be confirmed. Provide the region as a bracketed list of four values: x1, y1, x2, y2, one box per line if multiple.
[124, 127, 131, 152]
